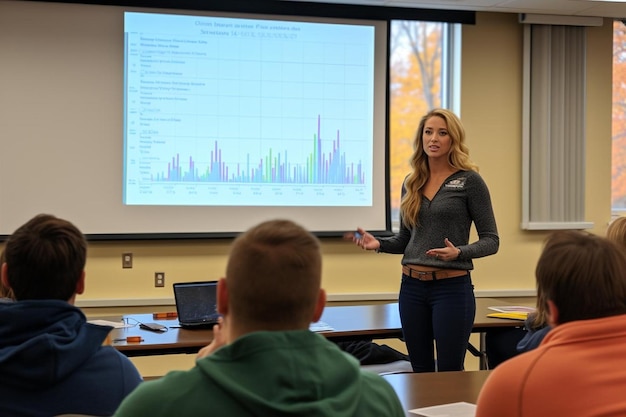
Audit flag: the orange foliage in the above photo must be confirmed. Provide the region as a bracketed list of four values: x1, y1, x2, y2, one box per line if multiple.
[389, 22, 443, 216]
[612, 21, 626, 208]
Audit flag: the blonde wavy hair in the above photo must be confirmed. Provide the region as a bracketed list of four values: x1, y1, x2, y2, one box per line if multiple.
[400, 108, 478, 228]
[607, 216, 626, 251]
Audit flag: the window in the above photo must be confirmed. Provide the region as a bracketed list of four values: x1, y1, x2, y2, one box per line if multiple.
[389, 21, 460, 228]
[612, 20, 626, 212]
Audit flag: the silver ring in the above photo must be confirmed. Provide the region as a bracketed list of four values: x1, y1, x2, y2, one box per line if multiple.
[435, 254, 439, 259]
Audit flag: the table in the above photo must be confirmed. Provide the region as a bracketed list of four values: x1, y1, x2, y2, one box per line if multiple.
[317, 297, 530, 369]
[108, 314, 209, 356]
[382, 370, 491, 416]
[319, 297, 531, 340]
[107, 297, 531, 358]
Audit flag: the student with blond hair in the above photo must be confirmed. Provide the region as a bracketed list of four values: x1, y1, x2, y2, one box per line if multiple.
[607, 216, 626, 249]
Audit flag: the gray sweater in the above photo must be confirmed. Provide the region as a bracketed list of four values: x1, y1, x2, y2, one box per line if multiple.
[379, 170, 499, 270]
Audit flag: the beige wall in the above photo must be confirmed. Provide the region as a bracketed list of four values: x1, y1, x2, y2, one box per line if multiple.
[460, 13, 613, 292]
[3, 12, 615, 307]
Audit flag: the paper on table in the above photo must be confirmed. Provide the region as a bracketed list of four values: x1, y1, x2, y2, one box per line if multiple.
[486, 312, 528, 321]
[88, 319, 133, 329]
[410, 401, 476, 417]
[488, 306, 536, 313]
[309, 321, 334, 332]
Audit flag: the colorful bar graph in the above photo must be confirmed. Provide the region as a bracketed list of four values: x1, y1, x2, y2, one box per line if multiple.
[153, 116, 365, 185]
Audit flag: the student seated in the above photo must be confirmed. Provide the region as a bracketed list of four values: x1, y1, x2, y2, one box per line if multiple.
[476, 230, 626, 416]
[515, 291, 550, 353]
[607, 215, 626, 249]
[113, 219, 405, 417]
[0, 214, 142, 417]
[515, 217, 626, 355]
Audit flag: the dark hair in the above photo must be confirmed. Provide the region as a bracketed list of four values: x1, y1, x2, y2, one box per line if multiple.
[226, 219, 322, 329]
[0, 250, 14, 299]
[536, 230, 626, 324]
[4, 214, 87, 301]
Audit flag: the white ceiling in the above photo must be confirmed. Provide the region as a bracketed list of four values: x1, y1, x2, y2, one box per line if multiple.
[284, 0, 626, 19]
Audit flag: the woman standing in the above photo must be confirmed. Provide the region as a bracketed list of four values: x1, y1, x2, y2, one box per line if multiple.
[347, 108, 499, 372]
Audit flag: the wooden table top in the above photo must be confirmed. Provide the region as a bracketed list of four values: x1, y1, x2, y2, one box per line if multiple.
[105, 297, 532, 356]
[382, 370, 491, 416]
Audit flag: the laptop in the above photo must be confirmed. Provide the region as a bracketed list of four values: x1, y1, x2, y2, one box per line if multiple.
[173, 281, 221, 329]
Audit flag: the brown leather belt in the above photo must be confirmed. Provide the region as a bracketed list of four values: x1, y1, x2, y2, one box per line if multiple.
[402, 265, 468, 281]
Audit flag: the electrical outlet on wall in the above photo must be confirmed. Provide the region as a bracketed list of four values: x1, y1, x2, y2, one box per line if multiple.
[122, 253, 133, 268]
[155, 272, 165, 287]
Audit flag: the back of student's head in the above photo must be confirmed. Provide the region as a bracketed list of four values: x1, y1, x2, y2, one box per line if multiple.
[607, 216, 626, 251]
[536, 230, 626, 324]
[226, 219, 322, 330]
[4, 214, 87, 301]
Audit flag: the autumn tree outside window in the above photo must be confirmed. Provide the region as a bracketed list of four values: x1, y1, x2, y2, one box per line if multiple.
[389, 21, 460, 228]
[612, 20, 626, 212]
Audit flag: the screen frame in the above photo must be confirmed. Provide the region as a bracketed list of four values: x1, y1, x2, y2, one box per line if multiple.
[1, 0, 474, 241]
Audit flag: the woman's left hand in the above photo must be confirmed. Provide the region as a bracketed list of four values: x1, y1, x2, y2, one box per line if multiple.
[426, 238, 461, 261]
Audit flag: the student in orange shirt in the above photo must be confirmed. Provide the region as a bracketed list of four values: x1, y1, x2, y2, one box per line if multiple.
[476, 230, 626, 417]
[516, 216, 626, 355]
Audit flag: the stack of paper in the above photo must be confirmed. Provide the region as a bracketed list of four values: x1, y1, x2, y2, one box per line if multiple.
[88, 319, 133, 329]
[410, 401, 476, 416]
[309, 321, 334, 332]
[486, 306, 536, 321]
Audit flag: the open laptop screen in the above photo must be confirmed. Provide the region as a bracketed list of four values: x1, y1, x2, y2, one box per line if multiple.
[173, 281, 220, 328]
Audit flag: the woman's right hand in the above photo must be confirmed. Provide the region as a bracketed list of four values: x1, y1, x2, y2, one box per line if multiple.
[343, 227, 381, 251]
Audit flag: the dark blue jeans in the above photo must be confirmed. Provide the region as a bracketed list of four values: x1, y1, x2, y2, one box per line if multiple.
[398, 272, 475, 372]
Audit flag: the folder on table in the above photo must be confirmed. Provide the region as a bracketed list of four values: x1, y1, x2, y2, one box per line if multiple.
[486, 312, 528, 321]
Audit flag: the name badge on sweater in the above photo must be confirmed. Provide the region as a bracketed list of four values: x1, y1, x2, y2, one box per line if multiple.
[445, 177, 467, 189]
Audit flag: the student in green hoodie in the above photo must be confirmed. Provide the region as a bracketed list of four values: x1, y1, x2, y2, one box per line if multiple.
[114, 219, 405, 417]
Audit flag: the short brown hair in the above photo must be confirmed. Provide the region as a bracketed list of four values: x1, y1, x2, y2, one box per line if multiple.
[4, 214, 87, 301]
[226, 219, 322, 329]
[536, 230, 626, 323]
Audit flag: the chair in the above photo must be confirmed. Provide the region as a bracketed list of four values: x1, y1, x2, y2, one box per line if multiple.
[467, 342, 489, 370]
